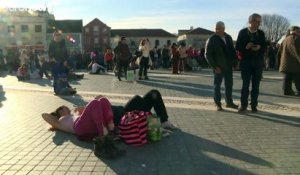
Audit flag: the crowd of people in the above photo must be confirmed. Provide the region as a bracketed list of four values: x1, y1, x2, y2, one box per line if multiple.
[0, 11, 298, 159]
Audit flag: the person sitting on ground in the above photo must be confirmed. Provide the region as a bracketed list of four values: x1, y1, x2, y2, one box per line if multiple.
[53, 74, 77, 95]
[42, 96, 126, 159]
[88, 59, 106, 74]
[17, 64, 30, 81]
[63, 60, 84, 80]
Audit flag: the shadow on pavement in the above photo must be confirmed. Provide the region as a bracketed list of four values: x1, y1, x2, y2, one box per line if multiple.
[100, 130, 273, 174]
[138, 79, 215, 98]
[0, 85, 6, 108]
[52, 131, 93, 149]
[242, 111, 300, 128]
[22, 78, 53, 87]
[56, 94, 88, 107]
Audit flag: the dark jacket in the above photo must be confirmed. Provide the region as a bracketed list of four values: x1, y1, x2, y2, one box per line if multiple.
[205, 33, 237, 71]
[277, 33, 300, 73]
[48, 39, 68, 63]
[236, 28, 266, 63]
[114, 43, 130, 61]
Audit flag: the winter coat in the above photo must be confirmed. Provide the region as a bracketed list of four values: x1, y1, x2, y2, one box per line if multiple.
[277, 33, 300, 73]
[205, 33, 237, 72]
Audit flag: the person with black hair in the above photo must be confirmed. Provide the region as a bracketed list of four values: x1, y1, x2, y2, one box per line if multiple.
[114, 37, 130, 81]
[42, 89, 176, 158]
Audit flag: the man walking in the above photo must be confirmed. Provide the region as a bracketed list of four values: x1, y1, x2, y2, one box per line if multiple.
[236, 13, 267, 112]
[205, 21, 238, 111]
[277, 26, 300, 96]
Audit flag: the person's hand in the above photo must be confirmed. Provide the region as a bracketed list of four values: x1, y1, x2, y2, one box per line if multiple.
[74, 106, 85, 115]
[48, 126, 56, 131]
[94, 95, 104, 100]
[246, 42, 254, 49]
[215, 67, 222, 74]
[251, 44, 261, 51]
[50, 58, 56, 63]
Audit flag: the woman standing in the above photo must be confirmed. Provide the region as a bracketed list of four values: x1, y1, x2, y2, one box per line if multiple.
[171, 43, 179, 74]
[138, 39, 151, 80]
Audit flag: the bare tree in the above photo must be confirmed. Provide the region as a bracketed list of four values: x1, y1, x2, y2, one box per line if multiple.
[261, 14, 290, 42]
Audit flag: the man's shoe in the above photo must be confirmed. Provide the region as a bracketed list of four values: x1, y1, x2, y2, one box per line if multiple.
[117, 77, 122, 81]
[216, 104, 223, 111]
[251, 106, 258, 113]
[238, 106, 247, 113]
[226, 103, 239, 109]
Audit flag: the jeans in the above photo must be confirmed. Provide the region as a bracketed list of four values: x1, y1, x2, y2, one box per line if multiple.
[113, 90, 169, 125]
[138, 56, 149, 77]
[240, 60, 263, 108]
[213, 69, 234, 105]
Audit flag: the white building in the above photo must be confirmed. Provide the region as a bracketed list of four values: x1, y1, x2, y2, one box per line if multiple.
[0, 8, 54, 55]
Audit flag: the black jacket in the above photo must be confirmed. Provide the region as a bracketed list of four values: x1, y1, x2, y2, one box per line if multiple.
[205, 33, 237, 71]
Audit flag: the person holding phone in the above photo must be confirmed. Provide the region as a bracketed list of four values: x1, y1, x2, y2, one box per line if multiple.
[236, 13, 267, 112]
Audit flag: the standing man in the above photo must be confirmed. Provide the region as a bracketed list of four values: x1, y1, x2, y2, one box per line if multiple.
[114, 37, 130, 81]
[48, 30, 69, 94]
[236, 13, 267, 112]
[205, 21, 238, 111]
[277, 26, 300, 96]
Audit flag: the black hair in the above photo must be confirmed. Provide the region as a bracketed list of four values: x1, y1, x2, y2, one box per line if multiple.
[51, 106, 64, 119]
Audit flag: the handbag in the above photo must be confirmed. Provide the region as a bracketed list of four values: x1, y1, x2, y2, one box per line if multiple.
[118, 110, 152, 146]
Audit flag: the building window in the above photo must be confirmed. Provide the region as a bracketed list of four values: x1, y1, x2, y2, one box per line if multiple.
[93, 26, 99, 32]
[102, 28, 107, 33]
[21, 25, 29, 32]
[103, 37, 108, 44]
[21, 37, 30, 45]
[155, 40, 159, 47]
[167, 40, 171, 45]
[8, 25, 15, 33]
[35, 25, 42, 32]
[35, 37, 43, 44]
[94, 38, 99, 44]
[85, 28, 89, 33]
[8, 37, 16, 45]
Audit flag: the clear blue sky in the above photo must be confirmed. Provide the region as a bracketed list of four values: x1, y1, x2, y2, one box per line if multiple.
[1, 0, 299, 39]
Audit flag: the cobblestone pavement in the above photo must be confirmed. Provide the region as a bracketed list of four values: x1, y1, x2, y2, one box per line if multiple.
[0, 69, 299, 175]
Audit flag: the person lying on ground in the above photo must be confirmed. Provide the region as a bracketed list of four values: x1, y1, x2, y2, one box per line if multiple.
[42, 96, 123, 158]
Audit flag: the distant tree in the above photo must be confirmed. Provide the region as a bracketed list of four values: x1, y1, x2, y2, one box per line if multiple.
[261, 14, 290, 42]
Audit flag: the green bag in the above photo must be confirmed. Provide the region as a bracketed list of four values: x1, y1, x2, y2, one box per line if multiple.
[147, 114, 161, 142]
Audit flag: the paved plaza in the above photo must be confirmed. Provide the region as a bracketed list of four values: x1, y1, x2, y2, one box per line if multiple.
[0, 69, 299, 175]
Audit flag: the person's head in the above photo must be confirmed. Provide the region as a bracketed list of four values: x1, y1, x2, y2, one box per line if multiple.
[120, 36, 127, 44]
[51, 105, 71, 119]
[53, 30, 62, 42]
[289, 26, 300, 36]
[140, 39, 146, 46]
[248, 13, 262, 31]
[171, 42, 178, 49]
[215, 21, 225, 36]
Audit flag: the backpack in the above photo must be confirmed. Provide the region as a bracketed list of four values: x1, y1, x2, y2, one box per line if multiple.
[118, 110, 152, 146]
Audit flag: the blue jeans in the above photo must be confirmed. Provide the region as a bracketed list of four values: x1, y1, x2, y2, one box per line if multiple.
[213, 69, 234, 105]
[240, 60, 263, 108]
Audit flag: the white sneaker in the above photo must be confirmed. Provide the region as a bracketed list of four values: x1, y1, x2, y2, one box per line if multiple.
[161, 121, 177, 130]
